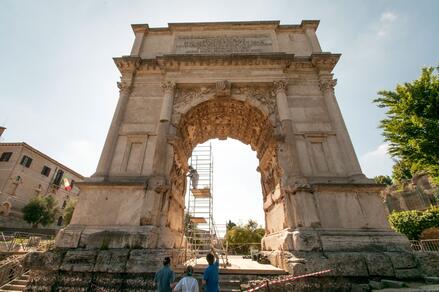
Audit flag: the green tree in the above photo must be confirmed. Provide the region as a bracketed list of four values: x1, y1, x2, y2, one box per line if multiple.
[374, 66, 439, 183]
[374, 175, 393, 186]
[22, 195, 59, 228]
[225, 219, 265, 255]
[63, 199, 77, 226]
[226, 220, 236, 231]
[388, 206, 439, 240]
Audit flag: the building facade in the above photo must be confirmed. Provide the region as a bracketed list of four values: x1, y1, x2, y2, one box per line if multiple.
[0, 142, 83, 229]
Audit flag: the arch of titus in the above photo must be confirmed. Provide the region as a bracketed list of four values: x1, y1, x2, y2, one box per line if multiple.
[46, 21, 435, 279]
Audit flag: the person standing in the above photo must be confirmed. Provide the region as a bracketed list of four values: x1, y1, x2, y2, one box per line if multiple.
[173, 265, 199, 292]
[154, 257, 176, 292]
[187, 166, 199, 189]
[202, 249, 220, 292]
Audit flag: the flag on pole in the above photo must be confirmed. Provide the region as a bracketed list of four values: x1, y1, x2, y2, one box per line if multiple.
[63, 178, 72, 191]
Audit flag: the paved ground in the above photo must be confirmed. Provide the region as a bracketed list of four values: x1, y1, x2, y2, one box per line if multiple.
[178, 255, 286, 275]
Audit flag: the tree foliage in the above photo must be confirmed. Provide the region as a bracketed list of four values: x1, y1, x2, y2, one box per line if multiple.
[374, 175, 393, 186]
[374, 66, 439, 182]
[22, 195, 59, 228]
[63, 199, 77, 226]
[225, 220, 265, 255]
[388, 206, 439, 240]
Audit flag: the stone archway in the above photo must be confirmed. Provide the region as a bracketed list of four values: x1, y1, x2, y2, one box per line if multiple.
[50, 21, 425, 286]
[168, 94, 281, 242]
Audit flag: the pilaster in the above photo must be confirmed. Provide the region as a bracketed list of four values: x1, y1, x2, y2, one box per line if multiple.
[94, 57, 140, 178]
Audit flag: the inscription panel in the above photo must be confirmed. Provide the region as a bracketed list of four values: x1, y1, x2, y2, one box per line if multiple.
[175, 34, 273, 54]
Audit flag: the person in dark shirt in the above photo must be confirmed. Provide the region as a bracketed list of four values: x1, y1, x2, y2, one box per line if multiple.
[202, 249, 219, 292]
[154, 257, 176, 292]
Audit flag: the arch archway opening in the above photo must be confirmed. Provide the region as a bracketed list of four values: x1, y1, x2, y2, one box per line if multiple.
[168, 98, 285, 250]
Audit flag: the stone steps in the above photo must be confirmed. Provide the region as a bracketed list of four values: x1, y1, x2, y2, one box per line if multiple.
[0, 272, 30, 292]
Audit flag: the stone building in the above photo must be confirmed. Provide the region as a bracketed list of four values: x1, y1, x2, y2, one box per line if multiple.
[382, 174, 438, 212]
[0, 140, 83, 230]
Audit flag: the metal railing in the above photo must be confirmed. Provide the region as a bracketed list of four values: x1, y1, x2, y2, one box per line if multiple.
[0, 254, 25, 287]
[0, 231, 54, 252]
[410, 239, 439, 251]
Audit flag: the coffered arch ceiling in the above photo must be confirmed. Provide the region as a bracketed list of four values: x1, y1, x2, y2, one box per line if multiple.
[177, 98, 276, 160]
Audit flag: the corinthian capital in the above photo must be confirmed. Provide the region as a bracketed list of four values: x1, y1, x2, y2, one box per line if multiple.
[319, 78, 337, 93]
[273, 80, 288, 95]
[161, 81, 176, 95]
[117, 81, 133, 95]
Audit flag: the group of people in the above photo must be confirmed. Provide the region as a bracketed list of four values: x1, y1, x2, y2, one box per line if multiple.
[154, 249, 220, 292]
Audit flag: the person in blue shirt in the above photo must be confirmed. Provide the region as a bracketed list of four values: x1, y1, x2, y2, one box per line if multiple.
[154, 257, 176, 292]
[202, 249, 219, 292]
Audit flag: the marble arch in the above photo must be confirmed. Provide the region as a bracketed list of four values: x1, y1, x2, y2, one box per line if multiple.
[53, 21, 417, 278]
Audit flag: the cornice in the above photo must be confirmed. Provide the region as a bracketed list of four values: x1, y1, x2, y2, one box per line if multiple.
[130, 20, 320, 34]
[113, 53, 340, 73]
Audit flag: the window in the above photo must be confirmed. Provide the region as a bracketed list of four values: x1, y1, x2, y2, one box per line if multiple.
[41, 166, 51, 177]
[53, 169, 64, 186]
[62, 200, 67, 209]
[20, 155, 32, 168]
[0, 152, 12, 162]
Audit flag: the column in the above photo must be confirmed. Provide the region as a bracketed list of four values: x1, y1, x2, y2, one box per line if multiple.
[94, 80, 133, 178]
[273, 80, 302, 179]
[152, 81, 176, 176]
[319, 74, 363, 177]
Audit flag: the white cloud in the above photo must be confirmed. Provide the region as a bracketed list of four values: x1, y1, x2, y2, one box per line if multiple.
[359, 143, 394, 178]
[377, 11, 398, 37]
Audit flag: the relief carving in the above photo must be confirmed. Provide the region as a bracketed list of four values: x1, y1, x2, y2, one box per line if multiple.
[215, 80, 231, 97]
[173, 86, 215, 113]
[234, 85, 276, 115]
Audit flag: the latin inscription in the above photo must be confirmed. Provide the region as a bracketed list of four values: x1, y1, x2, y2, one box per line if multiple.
[175, 35, 273, 54]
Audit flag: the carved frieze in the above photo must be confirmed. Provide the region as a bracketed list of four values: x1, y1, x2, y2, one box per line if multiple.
[173, 86, 215, 113]
[234, 85, 276, 115]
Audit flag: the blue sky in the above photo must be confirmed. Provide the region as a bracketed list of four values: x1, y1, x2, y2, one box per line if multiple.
[1, 0, 438, 225]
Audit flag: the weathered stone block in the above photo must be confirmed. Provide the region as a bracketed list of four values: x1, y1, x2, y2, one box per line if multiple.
[94, 249, 129, 273]
[385, 251, 417, 269]
[55, 227, 83, 248]
[60, 250, 98, 272]
[394, 268, 422, 279]
[369, 280, 383, 290]
[24, 251, 64, 271]
[126, 249, 168, 273]
[285, 251, 369, 277]
[57, 271, 92, 288]
[93, 273, 125, 291]
[363, 252, 394, 277]
[292, 230, 321, 251]
[381, 279, 406, 288]
[414, 252, 439, 277]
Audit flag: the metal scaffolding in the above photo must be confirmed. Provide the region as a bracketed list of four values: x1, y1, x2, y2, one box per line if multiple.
[185, 143, 227, 265]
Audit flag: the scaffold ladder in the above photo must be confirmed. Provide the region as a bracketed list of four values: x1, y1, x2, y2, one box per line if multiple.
[185, 143, 228, 266]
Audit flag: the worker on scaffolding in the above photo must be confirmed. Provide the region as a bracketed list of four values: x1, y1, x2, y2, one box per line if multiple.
[187, 165, 199, 189]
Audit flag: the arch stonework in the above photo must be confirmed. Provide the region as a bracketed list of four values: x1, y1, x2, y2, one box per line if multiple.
[52, 21, 421, 278]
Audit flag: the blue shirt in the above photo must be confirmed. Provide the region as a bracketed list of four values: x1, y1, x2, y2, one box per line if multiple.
[154, 265, 175, 292]
[203, 260, 219, 292]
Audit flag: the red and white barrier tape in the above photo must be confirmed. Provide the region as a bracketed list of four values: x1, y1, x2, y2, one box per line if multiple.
[246, 269, 332, 291]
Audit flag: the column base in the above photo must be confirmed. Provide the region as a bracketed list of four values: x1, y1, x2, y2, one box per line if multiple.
[262, 227, 411, 252]
[56, 224, 184, 249]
